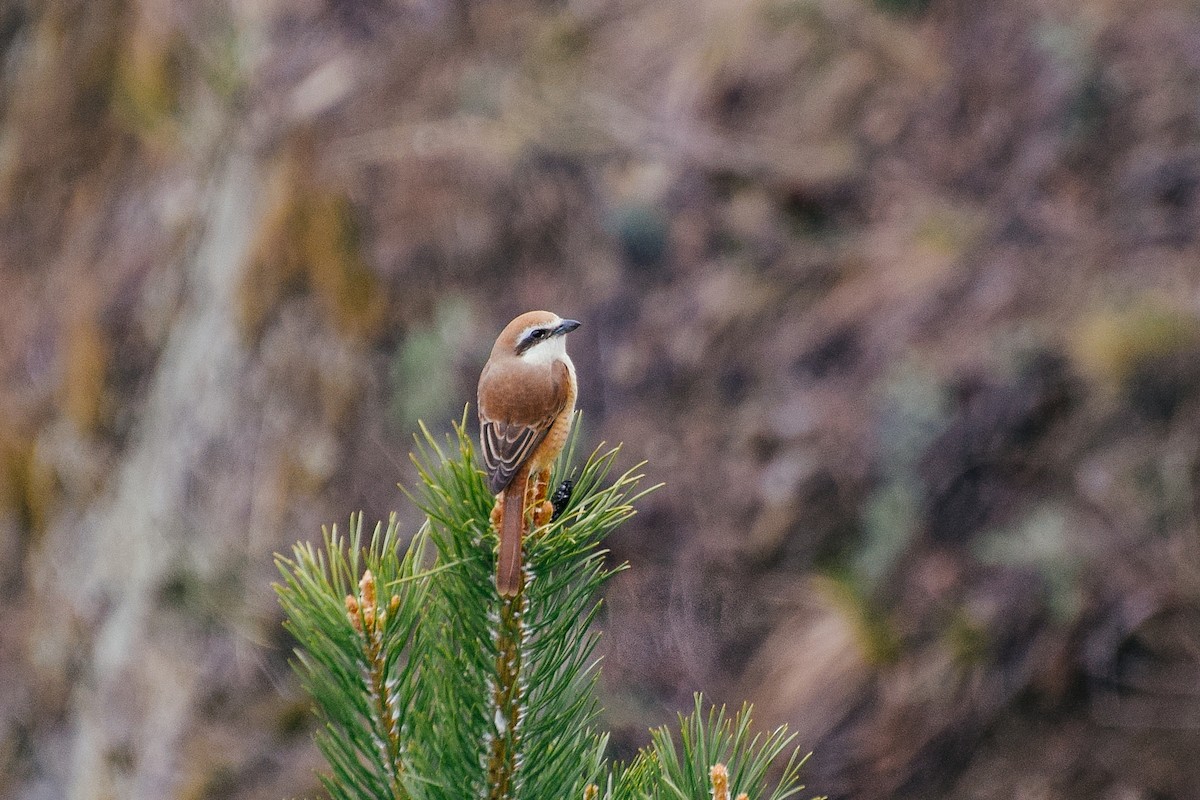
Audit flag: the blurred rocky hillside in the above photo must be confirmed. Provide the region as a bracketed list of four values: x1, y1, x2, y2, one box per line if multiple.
[5, 0, 1200, 797]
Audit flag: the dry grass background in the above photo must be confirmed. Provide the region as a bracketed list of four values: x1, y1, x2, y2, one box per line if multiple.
[5, 0, 1200, 797]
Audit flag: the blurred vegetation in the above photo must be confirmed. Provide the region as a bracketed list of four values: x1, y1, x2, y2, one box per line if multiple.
[242, 151, 387, 342]
[386, 297, 470, 433]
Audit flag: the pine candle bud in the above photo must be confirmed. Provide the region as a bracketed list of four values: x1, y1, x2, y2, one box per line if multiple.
[360, 570, 377, 609]
[710, 763, 730, 800]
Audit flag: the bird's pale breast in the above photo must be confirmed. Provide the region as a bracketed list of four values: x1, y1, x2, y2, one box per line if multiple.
[529, 370, 576, 474]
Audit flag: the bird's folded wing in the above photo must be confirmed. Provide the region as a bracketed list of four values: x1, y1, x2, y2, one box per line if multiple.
[480, 418, 554, 493]
[479, 360, 571, 493]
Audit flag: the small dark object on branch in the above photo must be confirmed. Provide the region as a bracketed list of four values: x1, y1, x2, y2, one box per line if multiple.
[551, 480, 574, 520]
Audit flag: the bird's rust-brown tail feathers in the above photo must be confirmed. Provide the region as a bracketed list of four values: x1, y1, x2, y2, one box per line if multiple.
[496, 467, 529, 597]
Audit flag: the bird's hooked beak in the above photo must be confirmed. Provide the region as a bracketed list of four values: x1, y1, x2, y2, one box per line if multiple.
[554, 319, 581, 336]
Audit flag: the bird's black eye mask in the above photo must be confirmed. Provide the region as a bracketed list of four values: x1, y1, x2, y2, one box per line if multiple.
[516, 328, 551, 354]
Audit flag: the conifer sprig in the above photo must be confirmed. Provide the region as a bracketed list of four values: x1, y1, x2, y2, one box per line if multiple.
[405, 416, 650, 800]
[274, 514, 430, 800]
[636, 695, 811, 800]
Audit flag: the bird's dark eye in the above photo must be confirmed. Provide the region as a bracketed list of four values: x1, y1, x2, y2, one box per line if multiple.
[517, 327, 552, 353]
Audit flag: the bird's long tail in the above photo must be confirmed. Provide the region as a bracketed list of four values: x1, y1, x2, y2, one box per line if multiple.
[496, 467, 529, 597]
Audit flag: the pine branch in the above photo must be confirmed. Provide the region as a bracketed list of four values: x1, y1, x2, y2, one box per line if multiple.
[405, 416, 648, 800]
[487, 593, 525, 800]
[274, 514, 431, 800]
[347, 569, 403, 797]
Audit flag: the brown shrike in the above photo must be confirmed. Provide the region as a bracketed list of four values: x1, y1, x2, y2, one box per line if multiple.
[478, 311, 580, 596]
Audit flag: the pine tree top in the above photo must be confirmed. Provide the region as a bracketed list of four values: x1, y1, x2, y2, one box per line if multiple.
[275, 414, 816, 800]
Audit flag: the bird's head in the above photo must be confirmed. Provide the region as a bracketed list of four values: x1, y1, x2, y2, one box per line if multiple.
[493, 310, 581, 365]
